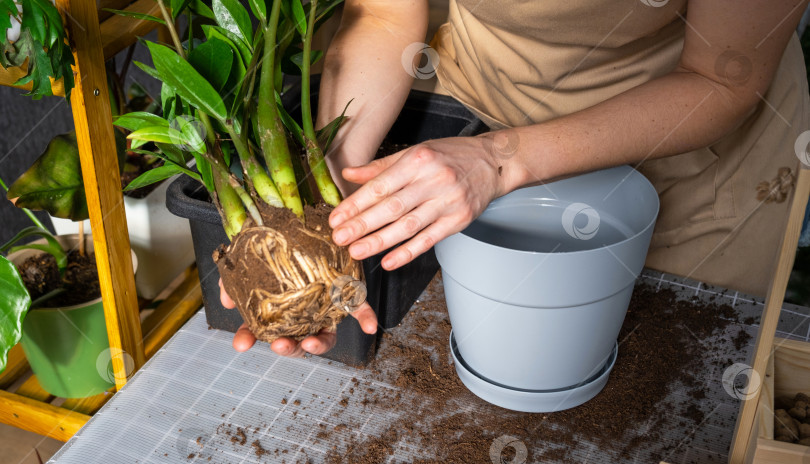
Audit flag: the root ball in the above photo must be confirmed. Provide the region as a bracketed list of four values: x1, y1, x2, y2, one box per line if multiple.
[215, 204, 365, 343]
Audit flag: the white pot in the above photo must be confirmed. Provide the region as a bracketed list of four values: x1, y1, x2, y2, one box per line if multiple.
[51, 178, 195, 299]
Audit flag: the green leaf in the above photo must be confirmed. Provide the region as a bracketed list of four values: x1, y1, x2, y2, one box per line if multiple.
[169, 0, 193, 19]
[191, 152, 214, 192]
[114, 112, 169, 132]
[274, 91, 304, 146]
[128, 125, 203, 152]
[188, 38, 233, 92]
[317, 99, 352, 152]
[0, 255, 31, 374]
[134, 61, 162, 81]
[290, 49, 322, 71]
[248, 0, 266, 24]
[202, 25, 251, 69]
[155, 142, 189, 166]
[1, 227, 67, 273]
[212, 0, 252, 45]
[189, 0, 216, 20]
[291, 0, 307, 36]
[102, 8, 166, 25]
[146, 42, 227, 121]
[123, 163, 185, 191]
[7, 133, 87, 220]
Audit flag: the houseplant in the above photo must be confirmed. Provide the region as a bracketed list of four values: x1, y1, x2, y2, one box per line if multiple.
[120, 0, 366, 345]
[38, 61, 196, 299]
[166, 77, 481, 364]
[0, 178, 138, 398]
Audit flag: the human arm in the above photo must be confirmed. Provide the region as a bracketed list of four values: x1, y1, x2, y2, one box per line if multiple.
[317, 0, 429, 194]
[329, 0, 810, 270]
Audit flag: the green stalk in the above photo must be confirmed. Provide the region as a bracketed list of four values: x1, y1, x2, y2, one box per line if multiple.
[300, 0, 341, 207]
[198, 111, 264, 228]
[224, 123, 283, 208]
[256, 0, 304, 218]
[212, 170, 247, 239]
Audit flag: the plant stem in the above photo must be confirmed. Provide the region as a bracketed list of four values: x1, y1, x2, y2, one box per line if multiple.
[212, 171, 248, 239]
[301, 0, 342, 207]
[256, 0, 303, 217]
[156, 0, 185, 58]
[0, 176, 48, 230]
[197, 111, 264, 228]
[224, 122, 283, 208]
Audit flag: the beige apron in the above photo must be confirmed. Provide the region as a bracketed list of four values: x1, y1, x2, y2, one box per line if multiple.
[432, 0, 809, 297]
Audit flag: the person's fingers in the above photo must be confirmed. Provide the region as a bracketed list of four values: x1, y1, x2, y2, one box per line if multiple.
[347, 201, 439, 260]
[340, 151, 403, 185]
[349, 302, 379, 335]
[219, 278, 236, 309]
[270, 338, 307, 358]
[330, 151, 417, 230]
[232, 323, 257, 352]
[299, 330, 338, 355]
[382, 218, 467, 270]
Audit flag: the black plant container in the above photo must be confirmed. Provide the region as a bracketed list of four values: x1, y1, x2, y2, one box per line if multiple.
[166, 76, 482, 365]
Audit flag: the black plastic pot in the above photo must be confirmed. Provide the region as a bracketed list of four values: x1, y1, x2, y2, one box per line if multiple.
[166, 77, 482, 365]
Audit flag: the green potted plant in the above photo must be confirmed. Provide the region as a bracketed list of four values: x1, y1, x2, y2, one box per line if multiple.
[0, 176, 138, 398]
[119, 0, 365, 345]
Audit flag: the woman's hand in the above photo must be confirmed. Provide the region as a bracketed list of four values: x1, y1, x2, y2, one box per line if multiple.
[219, 279, 379, 357]
[329, 135, 513, 270]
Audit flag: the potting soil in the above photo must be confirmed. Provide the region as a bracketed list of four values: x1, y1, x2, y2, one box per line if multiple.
[48, 270, 808, 464]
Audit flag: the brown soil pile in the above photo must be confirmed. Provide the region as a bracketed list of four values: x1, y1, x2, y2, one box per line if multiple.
[324, 280, 744, 463]
[214, 203, 363, 343]
[18, 249, 100, 307]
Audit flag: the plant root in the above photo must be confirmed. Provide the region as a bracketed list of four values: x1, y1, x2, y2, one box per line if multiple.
[214, 206, 364, 342]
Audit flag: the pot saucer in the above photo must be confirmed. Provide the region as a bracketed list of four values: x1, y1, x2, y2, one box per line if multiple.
[449, 331, 618, 413]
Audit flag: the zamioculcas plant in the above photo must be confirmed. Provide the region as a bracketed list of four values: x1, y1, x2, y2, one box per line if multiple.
[121, 0, 363, 342]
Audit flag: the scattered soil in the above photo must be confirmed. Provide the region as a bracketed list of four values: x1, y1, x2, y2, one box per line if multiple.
[18, 249, 100, 307]
[322, 280, 745, 463]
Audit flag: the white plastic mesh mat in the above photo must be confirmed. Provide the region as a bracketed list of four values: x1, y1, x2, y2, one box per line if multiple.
[47, 270, 810, 463]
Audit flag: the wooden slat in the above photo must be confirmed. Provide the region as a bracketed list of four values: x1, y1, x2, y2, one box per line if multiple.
[56, 0, 145, 391]
[143, 267, 203, 358]
[0, 344, 29, 389]
[61, 390, 114, 416]
[101, 0, 162, 60]
[0, 61, 65, 96]
[773, 337, 810, 398]
[753, 438, 810, 463]
[0, 390, 89, 442]
[730, 166, 810, 463]
[14, 376, 54, 403]
[97, 0, 138, 22]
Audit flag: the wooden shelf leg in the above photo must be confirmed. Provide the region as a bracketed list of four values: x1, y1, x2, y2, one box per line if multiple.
[55, 0, 145, 390]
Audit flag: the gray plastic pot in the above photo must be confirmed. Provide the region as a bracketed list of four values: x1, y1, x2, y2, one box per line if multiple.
[435, 165, 659, 411]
